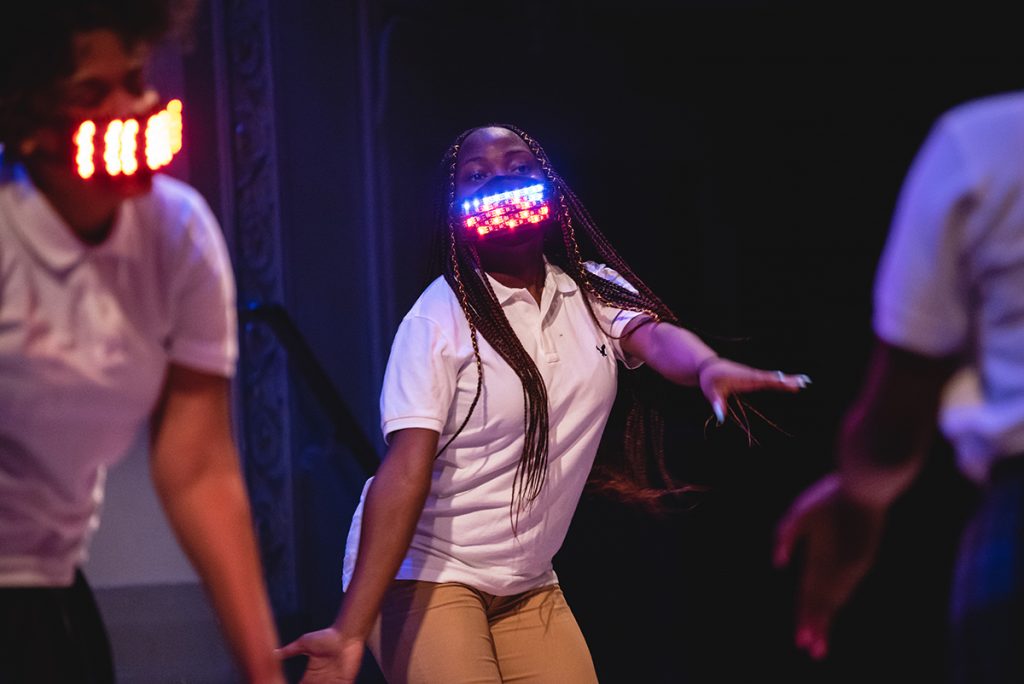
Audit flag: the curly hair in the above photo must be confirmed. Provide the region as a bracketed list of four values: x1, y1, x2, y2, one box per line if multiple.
[433, 123, 700, 525]
[0, 0, 199, 150]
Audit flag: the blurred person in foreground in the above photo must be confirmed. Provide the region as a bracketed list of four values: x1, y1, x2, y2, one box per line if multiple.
[0, 2, 284, 681]
[774, 90, 1024, 683]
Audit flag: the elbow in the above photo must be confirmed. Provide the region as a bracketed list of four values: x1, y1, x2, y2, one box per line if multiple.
[150, 443, 246, 505]
[838, 404, 934, 484]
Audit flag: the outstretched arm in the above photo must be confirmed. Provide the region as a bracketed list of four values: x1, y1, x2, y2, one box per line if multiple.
[773, 338, 958, 659]
[620, 316, 808, 421]
[149, 363, 284, 684]
[276, 427, 439, 684]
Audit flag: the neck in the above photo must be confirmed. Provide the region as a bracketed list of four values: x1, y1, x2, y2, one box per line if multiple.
[25, 158, 122, 244]
[477, 234, 547, 304]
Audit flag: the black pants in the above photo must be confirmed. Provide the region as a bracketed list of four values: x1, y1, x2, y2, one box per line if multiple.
[0, 569, 115, 684]
[949, 456, 1024, 684]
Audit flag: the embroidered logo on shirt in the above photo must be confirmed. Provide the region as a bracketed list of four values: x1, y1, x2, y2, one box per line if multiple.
[596, 344, 607, 357]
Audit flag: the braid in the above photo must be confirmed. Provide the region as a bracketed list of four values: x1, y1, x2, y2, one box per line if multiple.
[470, 255, 550, 525]
[508, 124, 677, 325]
[501, 124, 689, 496]
[433, 123, 694, 523]
[436, 219, 484, 458]
[435, 131, 550, 527]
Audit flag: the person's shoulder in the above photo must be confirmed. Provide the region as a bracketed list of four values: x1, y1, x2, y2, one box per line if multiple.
[941, 90, 1024, 137]
[407, 274, 460, 319]
[132, 175, 228, 266]
[582, 260, 616, 279]
[148, 173, 212, 212]
[140, 174, 222, 238]
[946, 90, 1024, 119]
[0, 158, 34, 201]
[0, 165, 18, 210]
[582, 260, 635, 290]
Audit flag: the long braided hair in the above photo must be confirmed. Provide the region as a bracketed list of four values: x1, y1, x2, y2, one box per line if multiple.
[434, 123, 693, 524]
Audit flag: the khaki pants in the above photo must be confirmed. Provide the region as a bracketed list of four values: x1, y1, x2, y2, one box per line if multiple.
[367, 580, 599, 683]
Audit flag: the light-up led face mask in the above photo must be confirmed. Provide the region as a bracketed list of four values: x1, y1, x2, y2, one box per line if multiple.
[459, 175, 553, 240]
[71, 99, 183, 180]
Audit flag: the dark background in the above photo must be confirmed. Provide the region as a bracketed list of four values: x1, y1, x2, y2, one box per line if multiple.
[207, 1, 1022, 681]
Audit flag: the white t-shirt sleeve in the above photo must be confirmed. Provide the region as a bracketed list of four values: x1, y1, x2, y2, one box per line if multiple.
[873, 116, 975, 357]
[379, 314, 457, 442]
[166, 191, 239, 377]
[584, 261, 646, 369]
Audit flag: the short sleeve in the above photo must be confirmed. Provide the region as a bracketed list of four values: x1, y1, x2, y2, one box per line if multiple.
[166, 191, 238, 377]
[584, 261, 647, 369]
[379, 314, 458, 442]
[872, 116, 975, 357]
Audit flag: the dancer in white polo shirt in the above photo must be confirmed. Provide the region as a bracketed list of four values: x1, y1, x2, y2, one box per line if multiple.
[278, 124, 810, 683]
[773, 91, 1024, 682]
[0, 2, 283, 682]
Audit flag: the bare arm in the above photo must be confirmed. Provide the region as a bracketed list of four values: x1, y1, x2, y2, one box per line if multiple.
[149, 364, 284, 683]
[333, 427, 438, 637]
[276, 427, 439, 683]
[621, 316, 807, 420]
[773, 337, 959, 659]
[619, 316, 718, 385]
[836, 337, 960, 507]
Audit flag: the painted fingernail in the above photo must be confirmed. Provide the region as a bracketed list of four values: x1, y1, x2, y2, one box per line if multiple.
[713, 401, 725, 425]
[797, 374, 812, 385]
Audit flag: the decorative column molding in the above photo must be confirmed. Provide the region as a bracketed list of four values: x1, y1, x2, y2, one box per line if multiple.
[211, 0, 296, 617]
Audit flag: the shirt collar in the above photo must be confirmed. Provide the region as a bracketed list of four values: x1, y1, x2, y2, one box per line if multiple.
[484, 257, 580, 306]
[1, 162, 138, 273]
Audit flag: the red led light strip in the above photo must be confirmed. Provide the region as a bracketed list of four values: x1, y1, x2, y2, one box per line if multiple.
[74, 99, 183, 179]
[462, 183, 551, 238]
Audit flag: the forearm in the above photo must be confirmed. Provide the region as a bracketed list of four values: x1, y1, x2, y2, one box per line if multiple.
[622, 319, 718, 386]
[333, 453, 433, 639]
[155, 466, 282, 683]
[835, 340, 956, 509]
[835, 399, 931, 509]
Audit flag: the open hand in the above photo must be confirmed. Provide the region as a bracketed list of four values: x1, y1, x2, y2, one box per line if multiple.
[772, 473, 886, 660]
[276, 627, 365, 684]
[698, 357, 810, 424]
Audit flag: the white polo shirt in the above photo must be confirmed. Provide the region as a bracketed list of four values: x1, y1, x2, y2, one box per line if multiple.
[0, 165, 237, 587]
[343, 259, 644, 596]
[873, 91, 1024, 483]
